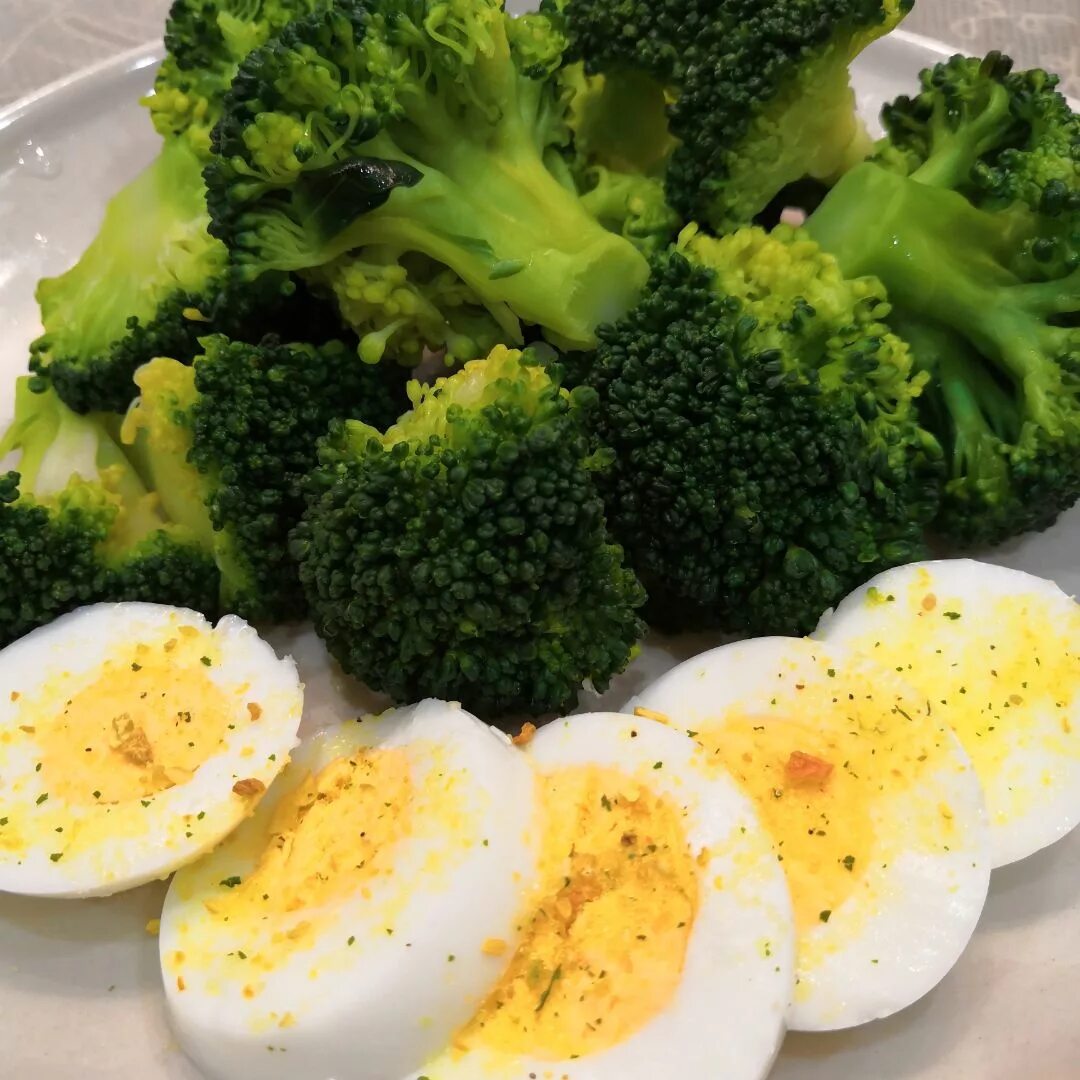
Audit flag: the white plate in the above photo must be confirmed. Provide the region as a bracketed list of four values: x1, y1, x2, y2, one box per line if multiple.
[1, 29, 1079, 1080]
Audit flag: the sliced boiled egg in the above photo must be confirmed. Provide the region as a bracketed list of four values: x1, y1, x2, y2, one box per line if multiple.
[631, 638, 990, 1031]
[816, 559, 1080, 867]
[411, 712, 794, 1080]
[160, 699, 539, 1080]
[0, 602, 301, 898]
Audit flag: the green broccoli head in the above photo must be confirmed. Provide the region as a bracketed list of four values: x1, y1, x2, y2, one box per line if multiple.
[807, 53, 1080, 546]
[876, 53, 1079, 215]
[0, 379, 219, 647]
[302, 251, 510, 367]
[29, 135, 347, 416]
[564, 225, 941, 636]
[147, 0, 327, 158]
[553, 63, 681, 255]
[292, 345, 646, 718]
[30, 138, 227, 415]
[206, 0, 649, 353]
[121, 335, 404, 624]
[576, 168, 681, 256]
[557, 0, 910, 234]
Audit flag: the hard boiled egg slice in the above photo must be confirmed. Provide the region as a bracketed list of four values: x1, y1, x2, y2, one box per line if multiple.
[160, 700, 539, 1080]
[816, 559, 1080, 867]
[0, 603, 301, 898]
[411, 712, 794, 1080]
[631, 638, 990, 1031]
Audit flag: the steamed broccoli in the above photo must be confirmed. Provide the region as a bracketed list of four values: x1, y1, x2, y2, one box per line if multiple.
[807, 53, 1080, 545]
[33, 0, 343, 417]
[556, 0, 910, 234]
[147, 0, 327, 158]
[557, 63, 682, 255]
[292, 345, 646, 717]
[0, 379, 218, 647]
[564, 225, 942, 636]
[206, 0, 650, 363]
[30, 138, 225, 415]
[303, 252, 510, 366]
[121, 336, 403, 623]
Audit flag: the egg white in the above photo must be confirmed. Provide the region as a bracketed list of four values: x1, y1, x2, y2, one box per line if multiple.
[631, 638, 991, 1031]
[0, 603, 301, 898]
[410, 712, 795, 1080]
[160, 699, 539, 1080]
[816, 559, 1080, 867]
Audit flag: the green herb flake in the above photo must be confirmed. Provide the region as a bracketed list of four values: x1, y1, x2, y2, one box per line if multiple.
[842, 855, 855, 872]
[536, 965, 563, 1013]
[652, 761, 663, 770]
[200, 656, 212, 666]
[819, 910, 832, 923]
[943, 611, 962, 620]
[49, 853, 62, 862]
[35, 793, 48, 806]
[220, 876, 242, 888]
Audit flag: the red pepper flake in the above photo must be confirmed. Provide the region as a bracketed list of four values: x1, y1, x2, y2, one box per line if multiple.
[247, 702, 263, 721]
[921, 593, 937, 611]
[785, 751, 833, 785]
[512, 722, 537, 747]
[232, 778, 266, 798]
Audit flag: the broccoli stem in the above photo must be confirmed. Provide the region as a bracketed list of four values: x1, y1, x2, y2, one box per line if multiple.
[807, 162, 1064, 417]
[334, 138, 650, 347]
[907, 79, 1015, 190]
[892, 315, 1016, 491]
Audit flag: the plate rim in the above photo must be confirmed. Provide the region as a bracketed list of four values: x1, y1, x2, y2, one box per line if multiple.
[0, 43, 162, 140]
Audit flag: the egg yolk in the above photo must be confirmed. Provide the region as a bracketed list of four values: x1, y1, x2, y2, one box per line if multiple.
[35, 629, 231, 806]
[854, 575, 1080, 825]
[456, 766, 698, 1061]
[698, 659, 946, 932]
[175, 747, 415, 982]
[223, 748, 412, 920]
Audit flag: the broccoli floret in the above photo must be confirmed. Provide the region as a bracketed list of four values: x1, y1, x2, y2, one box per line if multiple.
[556, 0, 909, 234]
[30, 134, 345, 416]
[0, 379, 218, 646]
[30, 138, 224, 415]
[292, 345, 645, 718]
[554, 64, 682, 255]
[206, 0, 649, 357]
[33, 1, 347, 417]
[564, 225, 941, 636]
[121, 336, 404, 623]
[147, 0, 327, 158]
[807, 53, 1080, 545]
[576, 167, 681, 256]
[303, 252, 509, 366]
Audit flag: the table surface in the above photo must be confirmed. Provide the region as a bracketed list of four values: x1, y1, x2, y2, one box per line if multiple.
[0, 0, 1078, 108]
